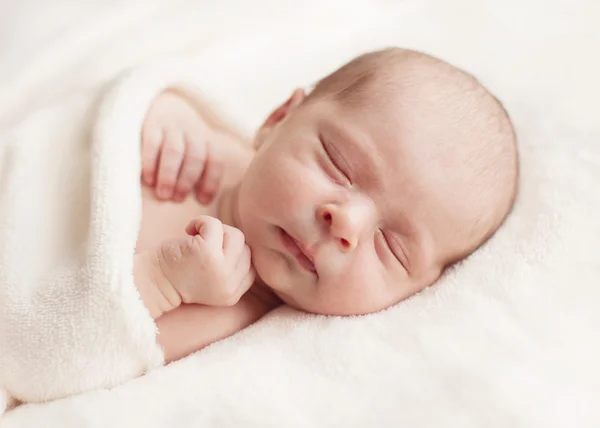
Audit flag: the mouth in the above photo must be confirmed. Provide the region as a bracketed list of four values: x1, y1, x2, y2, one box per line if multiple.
[278, 227, 317, 275]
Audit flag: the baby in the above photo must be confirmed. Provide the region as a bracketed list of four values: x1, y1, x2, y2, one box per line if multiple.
[133, 47, 518, 363]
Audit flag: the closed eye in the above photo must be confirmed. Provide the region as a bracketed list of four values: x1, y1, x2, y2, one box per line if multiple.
[320, 134, 351, 185]
[378, 229, 409, 272]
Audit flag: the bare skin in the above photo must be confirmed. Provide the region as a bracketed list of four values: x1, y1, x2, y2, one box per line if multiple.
[135, 85, 449, 362]
[134, 72, 507, 362]
[131, 48, 518, 366]
[134, 91, 281, 363]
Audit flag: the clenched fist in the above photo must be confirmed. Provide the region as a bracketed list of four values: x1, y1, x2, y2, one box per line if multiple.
[157, 216, 255, 307]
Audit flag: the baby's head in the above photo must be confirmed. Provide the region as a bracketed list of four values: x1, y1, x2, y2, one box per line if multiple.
[234, 47, 518, 315]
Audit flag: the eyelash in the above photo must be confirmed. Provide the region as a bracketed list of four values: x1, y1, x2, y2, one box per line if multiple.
[378, 229, 406, 268]
[320, 136, 351, 185]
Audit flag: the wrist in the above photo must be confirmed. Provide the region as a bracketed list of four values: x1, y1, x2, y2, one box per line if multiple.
[164, 86, 251, 146]
[133, 251, 182, 319]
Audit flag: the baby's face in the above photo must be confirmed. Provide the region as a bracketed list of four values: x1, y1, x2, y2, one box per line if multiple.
[236, 90, 457, 315]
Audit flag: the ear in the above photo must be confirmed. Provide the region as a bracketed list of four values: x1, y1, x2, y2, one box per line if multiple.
[253, 88, 306, 151]
[261, 88, 306, 129]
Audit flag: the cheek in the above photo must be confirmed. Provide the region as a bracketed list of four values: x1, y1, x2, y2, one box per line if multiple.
[315, 248, 384, 309]
[244, 148, 322, 213]
[258, 162, 302, 208]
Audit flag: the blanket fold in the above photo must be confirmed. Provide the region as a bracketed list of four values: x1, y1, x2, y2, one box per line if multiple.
[0, 58, 228, 409]
[2, 1, 600, 426]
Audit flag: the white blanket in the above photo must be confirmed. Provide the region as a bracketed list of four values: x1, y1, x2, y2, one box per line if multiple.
[1, 0, 599, 426]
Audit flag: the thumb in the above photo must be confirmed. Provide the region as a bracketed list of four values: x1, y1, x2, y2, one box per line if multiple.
[185, 218, 204, 236]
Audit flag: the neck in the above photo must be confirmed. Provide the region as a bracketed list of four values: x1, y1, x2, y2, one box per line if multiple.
[218, 183, 242, 230]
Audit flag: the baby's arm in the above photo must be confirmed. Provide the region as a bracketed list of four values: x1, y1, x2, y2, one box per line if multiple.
[133, 216, 279, 362]
[134, 248, 278, 363]
[154, 290, 276, 363]
[134, 251, 275, 362]
[133, 251, 178, 319]
[135, 215, 255, 319]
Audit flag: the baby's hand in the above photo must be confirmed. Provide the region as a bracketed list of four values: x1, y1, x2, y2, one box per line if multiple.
[141, 90, 223, 204]
[157, 216, 255, 307]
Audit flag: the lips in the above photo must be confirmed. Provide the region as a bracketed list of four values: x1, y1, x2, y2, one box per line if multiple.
[278, 227, 317, 274]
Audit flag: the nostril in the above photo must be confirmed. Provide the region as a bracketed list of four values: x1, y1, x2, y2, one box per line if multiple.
[340, 238, 350, 249]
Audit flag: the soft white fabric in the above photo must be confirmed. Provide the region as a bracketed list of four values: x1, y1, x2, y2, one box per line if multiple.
[0, 24, 169, 408]
[1, 0, 599, 426]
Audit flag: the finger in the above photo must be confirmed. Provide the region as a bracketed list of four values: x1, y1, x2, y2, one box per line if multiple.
[222, 225, 246, 262]
[173, 132, 207, 202]
[244, 265, 257, 289]
[195, 146, 223, 205]
[185, 215, 220, 235]
[156, 129, 185, 200]
[141, 127, 163, 186]
[192, 216, 224, 250]
[230, 244, 252, 286]
[185, 218, 201, 236]
[236, 261, 256, 297]
[185, 216, 216, 236]
[225, 262, 255, 307]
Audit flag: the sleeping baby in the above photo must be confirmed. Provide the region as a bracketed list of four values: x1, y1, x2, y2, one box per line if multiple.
[133, 47, 519, 363]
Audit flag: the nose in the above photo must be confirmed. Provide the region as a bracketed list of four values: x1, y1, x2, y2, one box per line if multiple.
[317, 197, 374, 252]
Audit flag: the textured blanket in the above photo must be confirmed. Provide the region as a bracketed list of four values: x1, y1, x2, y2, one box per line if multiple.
[1, 0, 599, 426]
